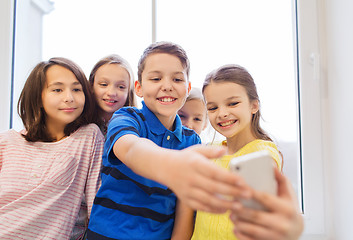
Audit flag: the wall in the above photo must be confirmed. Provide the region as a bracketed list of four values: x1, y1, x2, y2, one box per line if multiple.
[11, 0, 53, 130]
[0, 0, 14, 131]
[324, 0, 353, 239]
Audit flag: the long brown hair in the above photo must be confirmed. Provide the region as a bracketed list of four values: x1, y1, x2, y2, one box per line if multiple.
[89, 54, 136, 108]
[202, 64, 272, 141]
[18, 57, 96, 142]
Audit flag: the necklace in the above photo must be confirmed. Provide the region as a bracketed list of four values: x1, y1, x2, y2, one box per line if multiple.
[56, 135, 68, 142]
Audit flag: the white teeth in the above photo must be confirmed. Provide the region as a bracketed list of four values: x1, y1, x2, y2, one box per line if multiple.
[159, 97, 174, 102]
[105, 100, 116, 103]
[219, 120, 235, 127]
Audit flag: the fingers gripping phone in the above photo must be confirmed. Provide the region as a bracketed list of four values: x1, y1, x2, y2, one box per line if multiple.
[229, 150, 277, 211]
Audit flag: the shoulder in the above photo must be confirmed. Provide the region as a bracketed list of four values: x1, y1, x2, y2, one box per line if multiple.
[0, 130, 31, 156]
[181, 126, 201, 144]
[181, 126, 197, 137]
[109, 107, 145, 126]
[73, 124, 104, 141]
[0, 129, 22, 143]
[244, 139, 276, 150]
[248, 139, 282, 169]
[116, 106, 144, 119]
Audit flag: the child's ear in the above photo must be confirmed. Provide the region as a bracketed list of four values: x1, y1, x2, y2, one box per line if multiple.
[251, 100, 260, 114]
[135, 80, 143, 98]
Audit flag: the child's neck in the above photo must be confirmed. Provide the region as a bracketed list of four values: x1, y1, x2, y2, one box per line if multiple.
[226, 131, 257, 155]
[158, 115, 176, 131]
[101, 110, 113, 124]
[46, 124, 66, 142]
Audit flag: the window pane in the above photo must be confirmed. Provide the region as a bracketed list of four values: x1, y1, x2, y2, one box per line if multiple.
[42, 0, 151, 77]
[156, 0, 301, 202]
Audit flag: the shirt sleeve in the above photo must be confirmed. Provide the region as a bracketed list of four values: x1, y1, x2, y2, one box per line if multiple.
[85, 129, 104, 217]
[254, 142, 283, 170]
[105, 108, 141, 165]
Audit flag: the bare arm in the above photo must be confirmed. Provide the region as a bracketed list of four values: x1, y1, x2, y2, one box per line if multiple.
[171, 200, 195, 240]
[113, 134, 251, 213]
[230, 168, 304, 240]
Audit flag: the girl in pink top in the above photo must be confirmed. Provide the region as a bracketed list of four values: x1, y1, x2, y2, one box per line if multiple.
[0, 57, 104, 239]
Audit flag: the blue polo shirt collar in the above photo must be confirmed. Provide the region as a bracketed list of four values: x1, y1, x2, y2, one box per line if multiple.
[141, 101, 183, 142]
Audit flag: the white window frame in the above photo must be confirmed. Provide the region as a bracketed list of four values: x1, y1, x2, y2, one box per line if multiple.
[296, 0, 329, 239]
[0, 0, 14, 132]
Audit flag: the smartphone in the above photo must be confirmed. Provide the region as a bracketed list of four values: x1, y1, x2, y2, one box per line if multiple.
[229, 150, 277, 211]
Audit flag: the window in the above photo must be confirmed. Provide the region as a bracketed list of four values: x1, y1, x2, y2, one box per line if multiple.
[5, 0, 327, 237]
[40, 0, 301, 204]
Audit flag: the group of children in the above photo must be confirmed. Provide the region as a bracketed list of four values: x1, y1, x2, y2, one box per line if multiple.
[0, 41, 303, 240]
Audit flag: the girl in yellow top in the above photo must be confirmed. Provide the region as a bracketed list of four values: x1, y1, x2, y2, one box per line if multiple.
[191, 64, 283, 240]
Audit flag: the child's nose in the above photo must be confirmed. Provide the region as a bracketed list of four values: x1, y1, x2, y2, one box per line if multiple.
[218, 107, 228, 118]
[161, 79, 173, 91]
[107, 86, 117, 96]
[64, 91, 74, 102]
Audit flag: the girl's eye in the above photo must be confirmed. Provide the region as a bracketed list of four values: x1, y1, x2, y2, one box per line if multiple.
[229, 102, 239, 106]
[151, 78, 161, 81]
[53, 89, 62, 92]
[194, 118, 202, 122]
[73, 88, 82, 92]
[174, 78, 184, 82]
[99, 83, 108, 87]
[119, 85, 127, 90]
[178, 114, 186, 119]
[207, 106, 217, 111]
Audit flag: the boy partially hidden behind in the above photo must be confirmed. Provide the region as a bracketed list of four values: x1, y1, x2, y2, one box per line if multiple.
[87, 42, 249, 239]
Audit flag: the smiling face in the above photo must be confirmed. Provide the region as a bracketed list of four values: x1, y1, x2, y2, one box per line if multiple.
[135, 53, 191, 130]
[178, 99, 207, 135]
[93, 64, 130, 121]
[203, 81, 259, 144]
[41, 65, 85, 135]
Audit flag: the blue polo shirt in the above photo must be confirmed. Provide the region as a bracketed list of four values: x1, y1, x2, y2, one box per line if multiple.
[88, 102, 201, 240]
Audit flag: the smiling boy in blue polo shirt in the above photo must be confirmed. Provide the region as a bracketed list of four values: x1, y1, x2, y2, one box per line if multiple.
[87, 42, 249, 240]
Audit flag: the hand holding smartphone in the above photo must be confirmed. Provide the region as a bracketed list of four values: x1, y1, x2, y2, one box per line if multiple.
[229, 150, 277, 211]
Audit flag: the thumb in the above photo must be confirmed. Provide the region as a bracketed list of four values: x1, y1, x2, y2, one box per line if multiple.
[188, 144, 227, 159]
[274, 167, 290, 198]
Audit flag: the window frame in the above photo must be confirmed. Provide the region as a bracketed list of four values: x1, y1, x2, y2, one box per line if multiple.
[0, 0, 14, 132]
[296, 0, 329, 238]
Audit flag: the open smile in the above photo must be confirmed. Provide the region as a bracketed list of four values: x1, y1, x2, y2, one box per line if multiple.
[157, 96, 177, 104]
[218, 119, 237, 127]
[103, 99, 118, 106]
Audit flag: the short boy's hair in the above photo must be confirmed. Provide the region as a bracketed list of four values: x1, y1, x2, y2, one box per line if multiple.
[137, 41, 190, 83]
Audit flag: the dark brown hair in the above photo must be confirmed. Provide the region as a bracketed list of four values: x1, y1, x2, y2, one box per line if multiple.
[203, 64, 272, 141]
[137, 41, 190, 83]
[89, 54, 136, 108]
[18, 57, 96, 142]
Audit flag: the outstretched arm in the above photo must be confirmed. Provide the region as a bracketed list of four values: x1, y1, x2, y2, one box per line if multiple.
[114, 134, 251, 213]
[229, 168, 304, 240]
